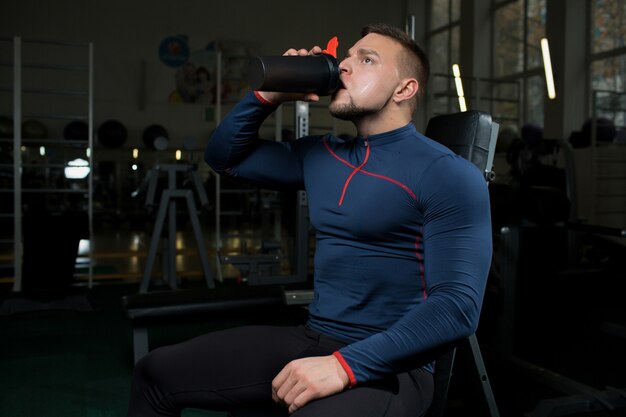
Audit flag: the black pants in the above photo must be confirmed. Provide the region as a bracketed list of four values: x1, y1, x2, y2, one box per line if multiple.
[127, 325, 434, 417]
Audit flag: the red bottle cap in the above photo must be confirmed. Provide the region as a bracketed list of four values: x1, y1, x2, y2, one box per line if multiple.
[323, 36, 339, 58]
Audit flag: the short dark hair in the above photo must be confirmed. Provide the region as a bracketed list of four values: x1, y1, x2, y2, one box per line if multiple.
[361, 23, 430, 107]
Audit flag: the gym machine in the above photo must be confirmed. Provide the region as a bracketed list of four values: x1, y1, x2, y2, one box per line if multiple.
[214, 100, 312, 293]
[133, 160, 214, 293]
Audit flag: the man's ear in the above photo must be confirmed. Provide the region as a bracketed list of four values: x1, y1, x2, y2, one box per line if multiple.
[393, 78, 419, 104]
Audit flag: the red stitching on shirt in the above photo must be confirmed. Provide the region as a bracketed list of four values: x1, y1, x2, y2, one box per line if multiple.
[415, 234, 427, 300]
[323, 137, 417, 201]
[361, 171, 417, 200]
[338, 141, 370, 206]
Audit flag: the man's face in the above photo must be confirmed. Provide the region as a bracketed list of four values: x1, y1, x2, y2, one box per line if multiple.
[329, 33, 403, 121]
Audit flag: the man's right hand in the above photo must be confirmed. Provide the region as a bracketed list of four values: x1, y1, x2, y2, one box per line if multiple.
[256, 46, 324, 105]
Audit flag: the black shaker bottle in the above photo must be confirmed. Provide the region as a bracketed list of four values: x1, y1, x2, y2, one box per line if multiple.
[247, 53, 341, 96]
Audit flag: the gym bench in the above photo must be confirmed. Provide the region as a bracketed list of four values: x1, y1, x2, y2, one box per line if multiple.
[121, 284, 313, 364]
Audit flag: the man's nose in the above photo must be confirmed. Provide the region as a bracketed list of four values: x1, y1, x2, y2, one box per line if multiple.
[338, 58, 350, 73]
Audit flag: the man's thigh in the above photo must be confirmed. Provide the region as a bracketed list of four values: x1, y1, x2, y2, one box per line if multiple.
[143, 325, 316, 408]
[292, 369, 434, 417]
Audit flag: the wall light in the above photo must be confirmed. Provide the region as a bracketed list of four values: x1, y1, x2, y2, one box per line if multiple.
[65, 158, 90, 179]
[132, 148, 139, 159]
[175, 149, 182, 161]
[541, 38, 556, 100]
[452, 64, 467, 112]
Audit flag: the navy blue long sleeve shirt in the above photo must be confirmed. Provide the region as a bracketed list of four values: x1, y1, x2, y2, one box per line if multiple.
[205, 91, 493, 385]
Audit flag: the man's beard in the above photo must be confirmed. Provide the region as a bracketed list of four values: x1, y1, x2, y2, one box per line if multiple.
[329, 101, 376, 121]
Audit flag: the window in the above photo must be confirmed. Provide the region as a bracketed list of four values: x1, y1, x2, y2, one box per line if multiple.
[591, 0, 626, 54]
[426, 0, 461, 115]
[494, 1, 524, 78]
[591, 55, 626, 94]
[590, 0, 626, 128]
[492, 0, 547, 127]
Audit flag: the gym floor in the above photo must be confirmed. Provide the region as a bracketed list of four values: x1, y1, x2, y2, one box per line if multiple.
[1, 215, 625, 417]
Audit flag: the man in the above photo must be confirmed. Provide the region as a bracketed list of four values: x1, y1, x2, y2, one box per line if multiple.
[127, 22, 492, 417]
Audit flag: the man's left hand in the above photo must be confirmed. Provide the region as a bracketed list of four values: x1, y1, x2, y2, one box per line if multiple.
[271, 355, 350, 414]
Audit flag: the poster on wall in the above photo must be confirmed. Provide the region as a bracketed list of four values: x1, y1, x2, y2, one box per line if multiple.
[158, 35, 260, 106]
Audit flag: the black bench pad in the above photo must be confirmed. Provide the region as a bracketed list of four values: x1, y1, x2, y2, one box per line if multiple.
[122, 285, 286, 321]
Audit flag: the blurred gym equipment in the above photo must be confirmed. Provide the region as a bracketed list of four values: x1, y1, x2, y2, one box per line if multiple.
[63, 120, 89, 141]
[97, 119, 127, 148]
[133, 161, 213, 293]
[142, 124, 169, 150]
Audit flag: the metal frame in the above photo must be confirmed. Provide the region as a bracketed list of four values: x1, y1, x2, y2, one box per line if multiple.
[3, 36, 94, 292]
[12, 37, 22, 292]
[294, 101, 310, 282]
[137, 164, 214, 293]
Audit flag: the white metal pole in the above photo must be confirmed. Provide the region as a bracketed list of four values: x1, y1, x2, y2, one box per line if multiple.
[12, 37, 22, 293]
[88, 42, 94, 289]
[295, 101, 309, 281]
[214, 50, 223, 282]
[215, 50, 222, 250]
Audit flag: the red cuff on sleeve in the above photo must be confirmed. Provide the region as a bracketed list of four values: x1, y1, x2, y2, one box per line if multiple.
[253, 90, 276, 106]
[333, 351, 357, 388]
